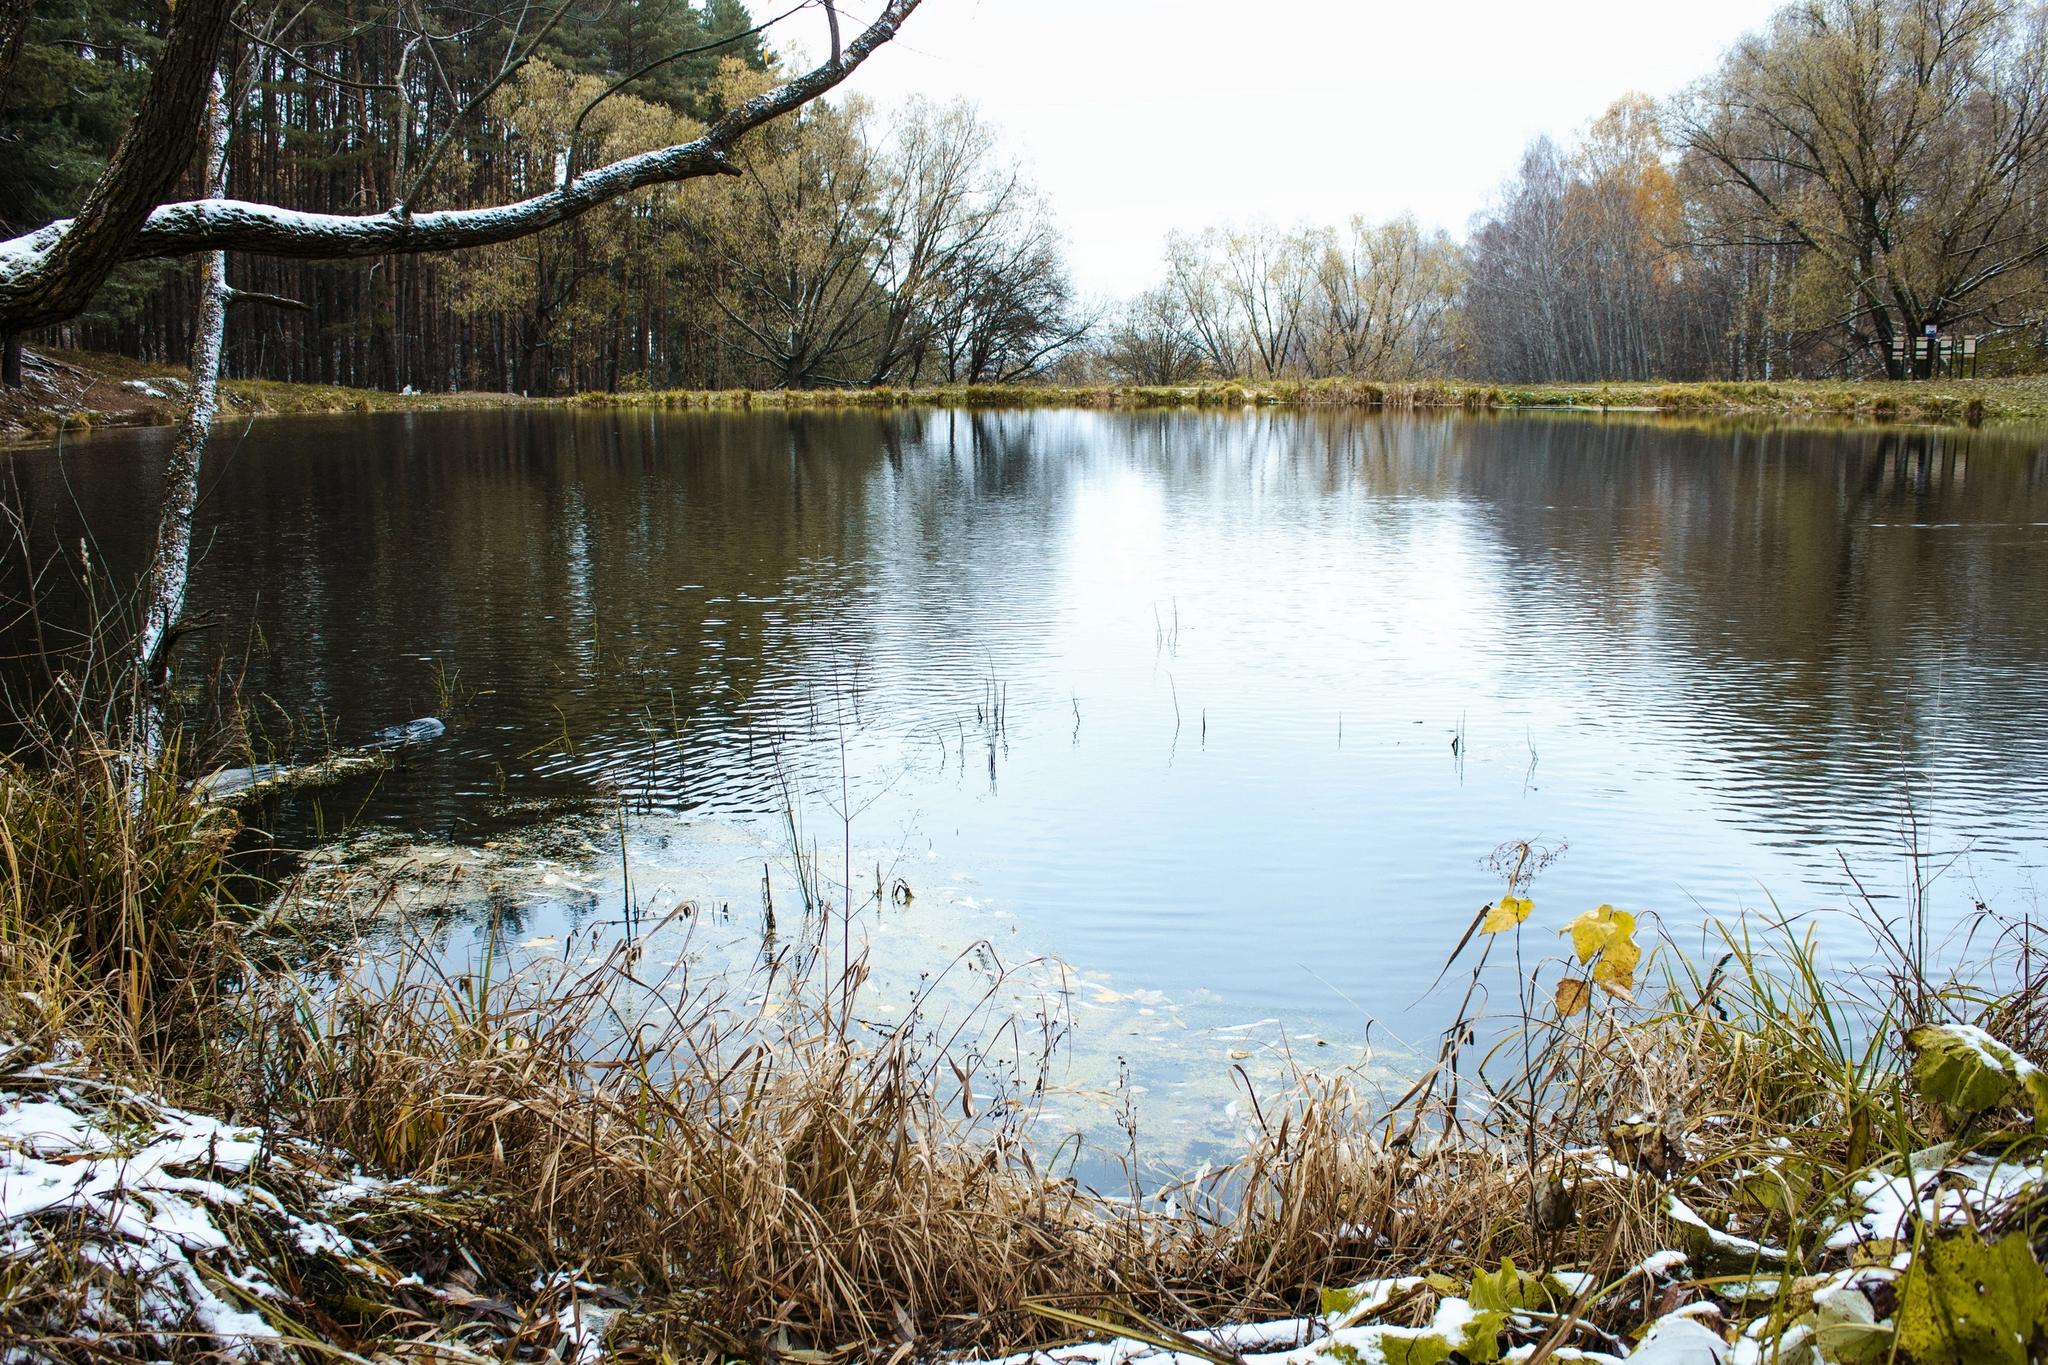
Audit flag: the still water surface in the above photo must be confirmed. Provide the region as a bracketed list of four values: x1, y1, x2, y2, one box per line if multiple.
[11, 408, 2048, 1139]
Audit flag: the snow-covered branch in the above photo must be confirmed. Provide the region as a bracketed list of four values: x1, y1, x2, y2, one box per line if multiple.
[0, 0, 919, 315]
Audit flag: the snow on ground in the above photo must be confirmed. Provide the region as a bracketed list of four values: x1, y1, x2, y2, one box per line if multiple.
[0, 1043, 350, 1355]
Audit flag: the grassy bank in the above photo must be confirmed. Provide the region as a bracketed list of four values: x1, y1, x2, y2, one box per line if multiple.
[567, 375, 2037, 426]
[3, 716, 2045, 1364]
[9, 347, 2048, 442]
[0, 348, 536, 442]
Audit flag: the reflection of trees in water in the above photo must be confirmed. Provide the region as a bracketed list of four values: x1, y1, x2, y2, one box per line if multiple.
[1218, 415, 2048, 855]
[6, 410, 2044, 865]
[156, 410, 1085, 836]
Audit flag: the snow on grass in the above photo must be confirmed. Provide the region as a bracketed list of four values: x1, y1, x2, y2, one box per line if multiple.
[0, 1051, 359, 1355]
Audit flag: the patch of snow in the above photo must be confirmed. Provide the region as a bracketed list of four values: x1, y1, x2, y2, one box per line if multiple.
[290, 1216, 356, 1257]
[0, 1097, 116, 1154]
[1626, 1313, 1728, 1363]
[0, 1082, 287, 1353]
[1636, 1250, 1689, 1278]
[1828, 1153, 2043, 1248]
[1942, 1022, 2041, 1078]
[1667, 1195, 1787, 1261]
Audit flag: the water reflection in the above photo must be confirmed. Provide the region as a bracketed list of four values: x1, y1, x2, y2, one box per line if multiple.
[5, 409, 2046, 1061]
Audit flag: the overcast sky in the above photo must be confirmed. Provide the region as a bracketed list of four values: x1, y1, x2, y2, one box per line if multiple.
[768, 0, 1789, 299]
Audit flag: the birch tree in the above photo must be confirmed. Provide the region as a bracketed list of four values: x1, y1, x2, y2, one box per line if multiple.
[1102, 287, 1207, 384]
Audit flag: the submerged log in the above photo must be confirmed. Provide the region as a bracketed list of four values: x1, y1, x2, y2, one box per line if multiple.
[194, 715, 444, 805]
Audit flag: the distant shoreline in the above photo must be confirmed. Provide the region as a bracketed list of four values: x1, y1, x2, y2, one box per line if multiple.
[6, 346, 2036, 444]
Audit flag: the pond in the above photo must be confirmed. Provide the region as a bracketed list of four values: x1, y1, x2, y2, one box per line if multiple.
[9, 407, 2048, 1164]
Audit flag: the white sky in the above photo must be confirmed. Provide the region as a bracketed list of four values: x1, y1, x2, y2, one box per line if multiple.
[770, 0, 1789, 299]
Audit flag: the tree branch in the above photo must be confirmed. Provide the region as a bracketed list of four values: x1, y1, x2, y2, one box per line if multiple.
[397, 0, 579, 211]
[226, 287, 312, 310]
[0, 0, 240, 333]
[0, 0, 919, 318]
[568, 0, 807, 153]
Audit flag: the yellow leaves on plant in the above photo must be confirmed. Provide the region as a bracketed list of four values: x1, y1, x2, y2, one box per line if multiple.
[1480, 896, 1533, 935]
[1554, 978, 1593, 1016]
[1564, 905, 1634, 962]
[1593, 936, 1642, 999]
[1561, 904, 1642, 1000]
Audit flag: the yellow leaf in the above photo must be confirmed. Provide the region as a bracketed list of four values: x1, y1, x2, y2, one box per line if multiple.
[1593, 944, 1640, 999]
[1555, 978, 1593, 1016]
[1563, 905, 1635, 963]
[1481, 895, 1534, 934]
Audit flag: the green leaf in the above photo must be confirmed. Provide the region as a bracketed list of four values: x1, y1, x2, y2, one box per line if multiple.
[1467, 1258, 1570, 1315]
[1811, 1284, 1894, 1365]
[1468, 1259, 1519, 1313]
[1734, 1157, 1819, 1218]
[1452, 1309, 1508, 1364]
[1895, 1230, 2048, 1365]
[1320, 1286, 1364, 1319]
[1906, 1023, 2048, 1128]
[1372, 1334, 1453, 1365]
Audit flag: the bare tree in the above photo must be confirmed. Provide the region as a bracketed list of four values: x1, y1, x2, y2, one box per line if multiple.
[1672, 0, 2048, 376]
[1307, 213, 1465, 378]
[863, 98, 1029, 384]
[1102, 286, 1207, 384]
[1163, 229, 1251, 377]
[1464, 100, 1724, 383]
[1213, 222, 1315, 378]
[693, 80, 891, 387]
[924, 206, 1088, 382]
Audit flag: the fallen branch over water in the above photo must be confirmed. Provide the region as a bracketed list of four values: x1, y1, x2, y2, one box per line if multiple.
[192, 716, 443, 805]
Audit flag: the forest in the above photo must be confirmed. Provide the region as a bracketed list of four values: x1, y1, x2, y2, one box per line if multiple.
[5, 0, 2048, 390]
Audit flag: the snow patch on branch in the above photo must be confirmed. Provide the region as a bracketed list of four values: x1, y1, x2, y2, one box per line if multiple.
[0, 135, 733, 283]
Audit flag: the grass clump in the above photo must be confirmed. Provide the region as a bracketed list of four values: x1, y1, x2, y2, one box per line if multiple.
[0, 738, 242, 1074]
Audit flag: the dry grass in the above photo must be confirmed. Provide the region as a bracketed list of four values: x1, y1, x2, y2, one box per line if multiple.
[0, 721, 2042, 1361]
[0, 739, 244, 1076]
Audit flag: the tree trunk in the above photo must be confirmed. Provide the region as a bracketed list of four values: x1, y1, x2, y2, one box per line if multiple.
[0, 0, 235, 334]
[0, 0, 32, 119]
[1, 334, 19, 388]
[137, 71, 230, 753]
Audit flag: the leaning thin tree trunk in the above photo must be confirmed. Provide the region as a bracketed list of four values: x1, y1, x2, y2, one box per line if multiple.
[137, 68, 230, 754]
[0, 0, 29, 389]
